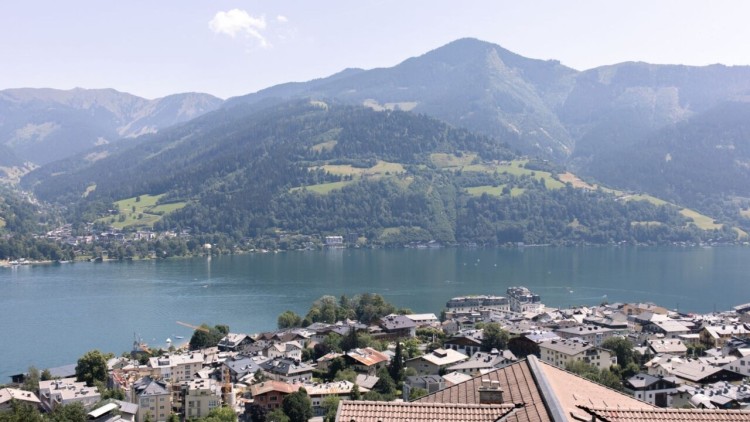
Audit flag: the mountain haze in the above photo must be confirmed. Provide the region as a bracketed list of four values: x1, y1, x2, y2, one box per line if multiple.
[0, 87, 223, 165]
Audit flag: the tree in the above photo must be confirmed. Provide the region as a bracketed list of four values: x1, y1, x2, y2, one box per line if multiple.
[374, 367, 396, 399]
[388, 342, 404, 383]
[0, 399, 45, 422]
[48, 402, 88, 422]
[481, 323, 509, 352]
[340, 327, 359, 352]
[409, 387, 429, 401]
[22, 366, 40, 392]
[189, 324, 228, 350]
[282, 388, 313, 422]
[40, 368, 53, 381]
[350, 383, 361, 400]
[196, 406, 237, 422]
[601, 337, 636, 367]
[266, 409, 290, 422]
[321, 396, 340, 422]
[278, 310, 303, 329]
[75, 349, 109, 386]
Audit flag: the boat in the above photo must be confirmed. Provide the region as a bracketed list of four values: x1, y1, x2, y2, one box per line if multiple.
[174, 336, 185, 340]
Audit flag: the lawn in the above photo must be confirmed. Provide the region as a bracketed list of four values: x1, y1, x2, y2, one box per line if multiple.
[430, 153, 478, 168]
[290, 180, 355, 194]
[311, 140, 338, 153]
[96, 194, 187, 229]
[461, 159, 565, 189]
[319, 160, 405, 177]
[680, 208, 723, 230]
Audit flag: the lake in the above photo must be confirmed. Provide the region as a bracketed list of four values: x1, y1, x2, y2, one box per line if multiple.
[2, 246, 749, 380]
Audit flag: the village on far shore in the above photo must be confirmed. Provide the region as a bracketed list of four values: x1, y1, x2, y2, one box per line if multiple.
[6, 288, 750, 421]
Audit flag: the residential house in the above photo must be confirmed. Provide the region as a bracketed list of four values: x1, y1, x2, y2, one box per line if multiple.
[87, 400, 139, 422]
[182, 378, 222, 420]
[647, 339, 688, 357]
[132, 376, 170, 422]
[223, 354, 269, 383]
[404, 348, 468, 376]
[249, 381, 299, 411]
[724, 354, 750, 377]
[402, 375, 445, 401]
[700, 324, 750, 348]
[217, 333, 253, 352]
[623, 373, 681, 407]
[260, 358, 314, 383]
[265, 341, 304, 360]
[647, 357, 743, 385]
[378, 314, 416, 338]
[306, 381, 360, 416]
[554, 324, 616, 346]
[147, 352, 204, 383]
[404, 313, 439, 327]
[539, 339, 615, 370]
[444, 330, 483, 357]
[506, 286, 543, 313]
[647, 319, 692, 339]
[0, 387, 40, 411]
[446, 349, 516, 376]
[345, 348, 389, 375]
[622, 302, 669, 316]
[39, 378, 100, 412]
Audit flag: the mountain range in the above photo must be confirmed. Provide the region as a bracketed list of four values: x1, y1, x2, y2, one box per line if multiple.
[0, 87, 222, 165]
[8, 38, 750, 244]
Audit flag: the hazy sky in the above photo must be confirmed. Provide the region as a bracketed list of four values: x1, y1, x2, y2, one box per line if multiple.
[2, 1, 748, 99]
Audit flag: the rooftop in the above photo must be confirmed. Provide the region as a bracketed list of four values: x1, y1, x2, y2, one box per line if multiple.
[336, 400, 519, 422]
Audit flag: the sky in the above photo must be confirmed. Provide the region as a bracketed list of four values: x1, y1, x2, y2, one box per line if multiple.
[1, 0, 749, 100]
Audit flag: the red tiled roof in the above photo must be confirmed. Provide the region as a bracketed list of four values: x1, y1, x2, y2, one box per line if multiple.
[416, 359, 548, 422]
[336, 400, 519, 422]
[577, 406, 750, 422]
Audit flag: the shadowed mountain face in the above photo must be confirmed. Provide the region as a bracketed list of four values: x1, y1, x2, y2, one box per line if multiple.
[0, 88, 223, 164]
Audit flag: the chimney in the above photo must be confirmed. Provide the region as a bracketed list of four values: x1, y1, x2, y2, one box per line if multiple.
[478, 378, 504, 404]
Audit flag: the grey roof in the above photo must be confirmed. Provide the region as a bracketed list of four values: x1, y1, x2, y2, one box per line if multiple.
[48, 364, 77, 378]
[447, 350, 515, 371]
[225, 355, 268, 375]
[133, 376, 169, 396]
[260, 358, 313, 375]
[380, 314, 416, 331]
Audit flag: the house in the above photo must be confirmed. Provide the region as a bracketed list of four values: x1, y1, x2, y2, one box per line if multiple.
[217, 333, 253, 352]
[403, 313, 439, 327]
[249, 381, 300, 411]
[539, 339, 615, 370]
[39, 378, 100, 412]
[354, 374, 379, 391]
[344, 348, 389, 375]
[623, 373, 681, 407]
[724, 354, 750, 376]
[316, 352, 344, 372]
[132, 376, 170, 422]
[506, 286, 543, 313]
[223, 354, 269, 383]
[647, 319, 691, 338]
[402, 375, 445, 401]
[265, 341, 304, 360]
[446, 349, 516, 376]
[147, 352, 204, 383]
[648, 357, 744, 385]
[182, 378, 222, 420]
[622, 302, 669, 316]
[444, 330, 483, 356]
[554, 324, 616, 346]
[647, 339, 688, 357]
[259, 358, 314, 383]
[404, 348, 468, 375]
[446, 295, 509, 312]
[306, 381, 361, 417]
[87, 400, 139, 422]
[378, 314, 416, 338]
[700, 324, 750, 348]
[0, 387, 40, 410]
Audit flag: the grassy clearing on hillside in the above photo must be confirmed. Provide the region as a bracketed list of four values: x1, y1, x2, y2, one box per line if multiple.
[290, 180, 354, 194]
[741, 209, 750, 219]
[558, 172, 596, 190]
[734, 227, 748, 239]
[466, 185, 525, 197]
[0, 217, 5, 229]
[461, 159, 565, 189]
[96, 194, 187, 230]
[430, 153, 478, 168]
[311, 140, 338, 153]
[320, 160, 405, 177]
[631, 221, 664, 227]
[680, 208, 723, 230]
[623, 194, 669, 206]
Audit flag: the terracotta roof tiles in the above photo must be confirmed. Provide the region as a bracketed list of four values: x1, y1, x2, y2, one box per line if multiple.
[577, 406, 750, 422]
[336, 400, 519, 422]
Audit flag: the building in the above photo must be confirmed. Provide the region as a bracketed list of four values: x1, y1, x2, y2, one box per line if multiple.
[539, 339, 615, 370]
[147, 352, 204, 383]
[306, 381, 360, 417]
[378, 314, 416, 338]
[446, 295, 509, 311]
[217, 333, 253, 352]
[132, 376, 171, 422]
[647, 339, 688, 357]
[182, 378, 222, 420]
[259, 358, 314, 383]
[444, 330, 483, 357]
[402, 375, 445, 401]
[345, 348, 389, 375]
[623, 373, 681, 407]
[38, 377, 101, 412]
[506, 286, 543, 313]
[554, 325, 615, 346]
[0, 387, 41, 411]
[403, 313, 439, 327]
[700, 324, 750, 348]
[249, 381, 299, 412]
[446, 349, 516, 376]
[265, 341, 304, 360]
[224, 354, 269, 383]
[404, 348, 469, 375]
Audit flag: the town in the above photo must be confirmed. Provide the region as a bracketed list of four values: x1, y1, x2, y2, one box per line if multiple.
[4, 288, 750, 421]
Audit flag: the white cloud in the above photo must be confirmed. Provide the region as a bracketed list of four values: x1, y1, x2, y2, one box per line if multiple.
[209, 9, 268, 47]
[276, 15, 288, 23]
